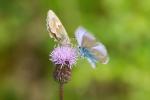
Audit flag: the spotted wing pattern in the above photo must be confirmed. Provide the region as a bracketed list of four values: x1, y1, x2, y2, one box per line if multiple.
[46, 10, 70, 45]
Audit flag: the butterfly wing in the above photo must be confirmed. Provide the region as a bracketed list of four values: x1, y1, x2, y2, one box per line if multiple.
[90, 43, 109, 64]
[75, 27, 97, 47]
[87, 58, 96, 68]
[46, 10, 70, 45]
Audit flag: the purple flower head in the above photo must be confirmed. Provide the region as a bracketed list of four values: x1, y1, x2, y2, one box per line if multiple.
[50, 45, 78, 67]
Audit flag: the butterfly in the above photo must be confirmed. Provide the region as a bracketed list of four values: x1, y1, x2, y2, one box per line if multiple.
[75, 26, 109, 68]
[46, 10, 70, 45]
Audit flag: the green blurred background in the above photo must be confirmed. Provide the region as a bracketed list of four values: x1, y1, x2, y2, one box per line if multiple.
[0, 0, 150, 100]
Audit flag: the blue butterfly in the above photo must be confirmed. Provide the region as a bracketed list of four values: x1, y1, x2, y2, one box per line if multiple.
[75, 27, 109, 68]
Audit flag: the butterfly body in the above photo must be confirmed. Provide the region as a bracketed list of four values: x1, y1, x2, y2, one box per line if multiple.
[79, 46, 98, 67]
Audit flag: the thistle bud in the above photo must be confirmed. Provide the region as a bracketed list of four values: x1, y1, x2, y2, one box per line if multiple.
[53, 64, 71, 84]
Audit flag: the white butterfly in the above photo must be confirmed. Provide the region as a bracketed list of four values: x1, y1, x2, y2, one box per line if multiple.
[75, 26, 109, 68]
[46, 10, 70, 45]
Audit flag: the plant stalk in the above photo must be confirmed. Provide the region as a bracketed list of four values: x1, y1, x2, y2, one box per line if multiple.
[59, 83, 64, 100]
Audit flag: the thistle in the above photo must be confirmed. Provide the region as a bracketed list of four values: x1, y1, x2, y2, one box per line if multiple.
[50, 45, 78, 84]
[50, 45, 77, 100]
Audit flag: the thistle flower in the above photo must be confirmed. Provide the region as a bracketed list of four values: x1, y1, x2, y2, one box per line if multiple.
[50, 45, 78, 84]
[50, 45, 77, 67]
